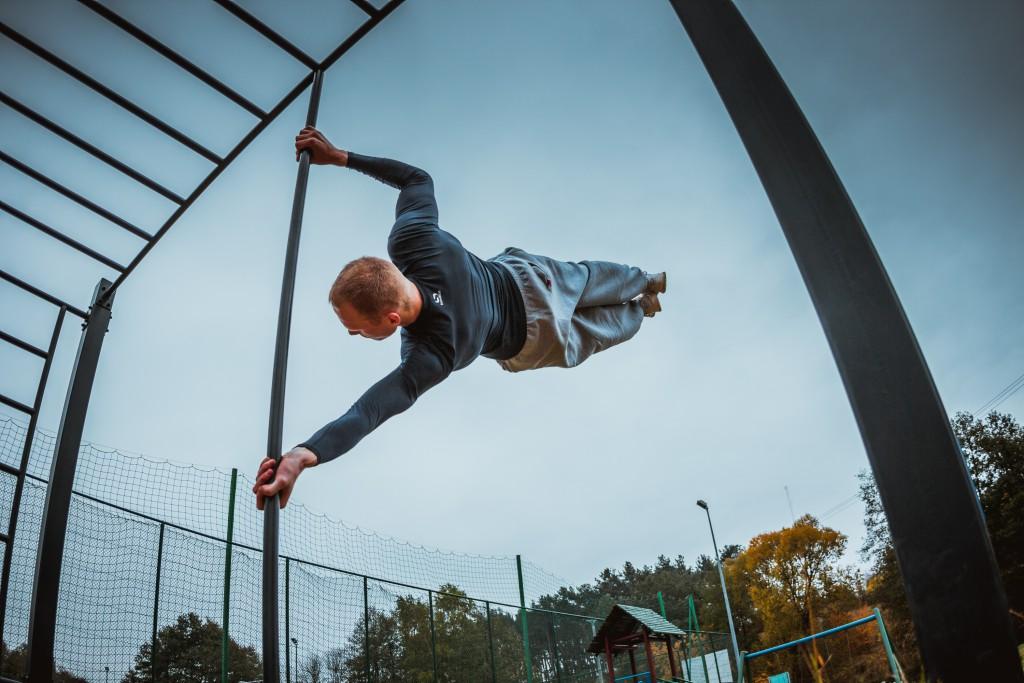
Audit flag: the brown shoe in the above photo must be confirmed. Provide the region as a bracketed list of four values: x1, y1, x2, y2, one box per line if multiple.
[646, 271, 667, 294]
[639, 292, 662, 317]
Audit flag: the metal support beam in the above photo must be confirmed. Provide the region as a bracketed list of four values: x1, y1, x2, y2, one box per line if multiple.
[210, 0, 318, 69]
[0, 270, 87, 319]
[0, 23, 222, 163]
[76, 0, 267, 119]
[667, 1, 1022, 680]
[26, 279, 113, 683]
[261, 69, 323, 683]
[0, 92, 186, 204]
[0, 307, 64, 657]
[0, 151, 153, 240]
[0, 200, 127, 271]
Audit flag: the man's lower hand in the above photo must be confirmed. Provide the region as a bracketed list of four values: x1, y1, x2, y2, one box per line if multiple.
[253, 447, 318, 510]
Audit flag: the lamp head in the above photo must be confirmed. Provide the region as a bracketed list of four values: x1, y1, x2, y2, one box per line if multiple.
[696, 499, 709, 510]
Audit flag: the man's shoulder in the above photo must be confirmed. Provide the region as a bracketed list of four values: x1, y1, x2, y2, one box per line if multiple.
[400, 331, 453, 378]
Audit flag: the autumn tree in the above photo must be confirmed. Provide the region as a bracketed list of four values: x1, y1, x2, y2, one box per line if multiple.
[732, 515, 858, 683]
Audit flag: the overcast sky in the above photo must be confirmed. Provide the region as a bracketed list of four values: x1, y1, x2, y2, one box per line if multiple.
[2, 0, 1022, 591]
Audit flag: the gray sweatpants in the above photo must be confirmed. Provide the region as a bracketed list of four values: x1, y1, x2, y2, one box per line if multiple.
[491, 247, 648, 372]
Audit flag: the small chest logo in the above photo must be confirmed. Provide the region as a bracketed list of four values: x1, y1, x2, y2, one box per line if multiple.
[432, 291, 444, 306]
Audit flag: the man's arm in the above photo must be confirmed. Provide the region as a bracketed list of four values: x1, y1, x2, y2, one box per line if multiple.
[254, 348, 449, 509]
[294, 127, 438, 223]
[297, 346, 450, 464]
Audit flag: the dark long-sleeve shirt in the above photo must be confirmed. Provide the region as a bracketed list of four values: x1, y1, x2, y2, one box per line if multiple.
[298, 153, 526, 463]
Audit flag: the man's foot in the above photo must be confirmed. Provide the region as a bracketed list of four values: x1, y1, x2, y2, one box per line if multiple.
[639, 292, 661, 317]
[646, 271, 667, 294]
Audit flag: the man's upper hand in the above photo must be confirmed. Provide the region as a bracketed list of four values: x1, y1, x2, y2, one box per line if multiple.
[253, 447, 318, 510]
[294, 127, 347, 166]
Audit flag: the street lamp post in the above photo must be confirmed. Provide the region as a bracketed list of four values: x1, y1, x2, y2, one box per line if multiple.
[291, 637, 298, 683]
[697, 499, 742, 679]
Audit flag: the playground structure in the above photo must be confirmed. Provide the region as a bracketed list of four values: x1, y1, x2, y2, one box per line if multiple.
[588, 604, 687, 682]
[738, 610, 901, 683]
[1, 1, 1021, 681]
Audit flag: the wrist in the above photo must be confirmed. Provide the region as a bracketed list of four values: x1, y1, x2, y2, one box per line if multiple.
[332, 148, 348, 167]
[288, 446, 319, 468]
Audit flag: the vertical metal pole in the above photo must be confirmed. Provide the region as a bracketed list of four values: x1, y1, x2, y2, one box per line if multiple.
[152, 522, 165, 683]
[667, 2, 1022, 680]
[262, 69, 324, 683]
[363, 576, 371, 683]
[221, 469, 237, 683]
[737, 650, 747, 683]
[428, 590, 438, 683]
[698, 502, 741, 680]
[657, 591, 667, 618]
[0, 306, 64, 658]
[516, 555, 533, 683]
[284, 559, 291, 683]
[689, 595, 711, 683]
[874, 608, 902, 681]
[485, 602, 497, 683]
[667, 636, 679, 680]
[26, 279, 113, 683]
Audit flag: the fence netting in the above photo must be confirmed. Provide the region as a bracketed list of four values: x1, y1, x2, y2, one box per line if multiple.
[0, 416, 617, 682]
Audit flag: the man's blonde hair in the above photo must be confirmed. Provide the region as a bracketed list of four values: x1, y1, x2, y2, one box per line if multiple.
[329, 256, 403, 319]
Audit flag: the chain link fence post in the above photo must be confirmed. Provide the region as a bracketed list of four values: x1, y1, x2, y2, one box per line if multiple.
[221, 468, 237, 682]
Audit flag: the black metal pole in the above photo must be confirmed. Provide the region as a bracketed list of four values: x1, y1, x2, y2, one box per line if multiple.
[26, 279, 114, 683]
[0, 307, 64, 661]
[486, 602, 497, 683]
[284, 558, 291, 683]
[262, 69, 324, 683]
[363, 576, 371, 683]
[667, 1, 1022, 680]
[152, 522, 165, 683]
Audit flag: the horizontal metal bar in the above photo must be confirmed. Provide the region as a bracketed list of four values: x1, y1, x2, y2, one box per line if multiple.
[0, 393, 34, 416]
[0, 22, 223, 164]
[744, 614, 878, 661]
[102, 70, 315, 299]
[349, 0, 378, 17]
[0, 151, 153, 241]
[210, 0, 318, 69]
[319, 0, 407, 72]
[0, 462, 19, 477]
[0, 200, 127, 271]
[0, 270, 88, 318]
[0, 329, 47, 358]
[77, 0, 267, 119]
[101, 0, 409, 302]
[0, 91, 185, 204]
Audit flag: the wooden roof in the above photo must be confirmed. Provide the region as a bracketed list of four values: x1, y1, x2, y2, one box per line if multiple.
[586, 604, 686, 654]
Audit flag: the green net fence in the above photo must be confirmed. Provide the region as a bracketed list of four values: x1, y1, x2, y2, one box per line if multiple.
[0, 415, 612, 682]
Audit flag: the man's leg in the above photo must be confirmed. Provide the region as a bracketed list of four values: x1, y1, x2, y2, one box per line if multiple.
[566, 300, 646, 366]
[577, 260, 650, 308]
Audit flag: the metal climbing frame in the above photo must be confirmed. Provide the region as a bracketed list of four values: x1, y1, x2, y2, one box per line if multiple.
[0, 2, 406, 681]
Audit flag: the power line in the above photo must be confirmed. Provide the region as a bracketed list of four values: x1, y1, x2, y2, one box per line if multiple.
[819, 493, 861, 521]
[973, 371, 1024, 416]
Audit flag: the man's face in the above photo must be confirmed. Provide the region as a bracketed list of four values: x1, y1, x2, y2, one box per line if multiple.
[333, 300, 400, 341]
